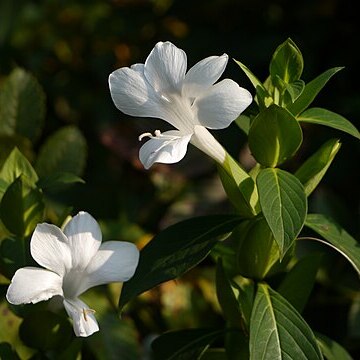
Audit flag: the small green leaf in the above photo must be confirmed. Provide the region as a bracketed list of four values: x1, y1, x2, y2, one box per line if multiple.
[235, 114, 251, 135]
[248, 104, 303, 167]
[119, 215, 242, 309]
[277, 254, 322, 313]
[0, 176, 44, 238]
[234, 60, 274, 109]
[37, 172, 85, 193]
[298, 108, 360, 140]
[0, 68, 45, 142]
[215, 259, 243, 328]
[257, 168, 307, 256]
[295, 139, 341, 196]
[285, 79, 305, 102]
[35, 126, 87, 177]
[288, 67, 344, 116]
[269, 38, 303, 88]
[250, 284, 323, 360]
[151, 328, 225, 360]
[305, 214, 360, 275]
[316, 333, 353, 360]
[0, 147, 38, 189]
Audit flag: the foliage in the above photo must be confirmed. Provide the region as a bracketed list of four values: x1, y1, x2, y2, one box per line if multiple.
[0, 7, 359, 359]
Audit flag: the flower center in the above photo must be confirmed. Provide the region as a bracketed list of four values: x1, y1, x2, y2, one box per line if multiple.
[62, 270, 85, 299]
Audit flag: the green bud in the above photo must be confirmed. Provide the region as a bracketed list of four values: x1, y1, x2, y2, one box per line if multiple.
[236, 216, 292, 280]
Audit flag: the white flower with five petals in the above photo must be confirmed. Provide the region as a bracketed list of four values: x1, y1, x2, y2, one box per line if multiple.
[109, 41, 252, 169]
[6, 211, 139, 337]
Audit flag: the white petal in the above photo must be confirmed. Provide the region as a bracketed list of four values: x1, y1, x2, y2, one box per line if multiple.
[63, 298, 99, 337]
[109, 64, 169, 120]
[191, 126, 226, 164]
[31, 223, 72, 276]
[144, 41, 187, 93]
[193, 79, 252, 129]
[183, 54, 228, 98]
[6, 267, 63, 305]
[139, 130, 192, 169]
[63, 212, 102, 270]
[76, 242, 139, 296]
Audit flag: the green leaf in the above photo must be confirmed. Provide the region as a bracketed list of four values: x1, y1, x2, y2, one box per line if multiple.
[35, 126, 87, 177]
[316, 333, 353, 360]
[288, 67, 344, 116]
[151, 328, 225, 360]
[0, 176, 44, 238]
[215, 259, 243, 328]
[249, 283, 323, 360]
[277, 254, 322, 313]
[295, 139, 341, 196]
[298, 108, 360, 140]
[235, 114, 251, 135]
[305, 214, 360, 275]
[248, 104, 303, 167]
[218, 154, 259, 218]
[285, 79, 305, 102]
[200, 349, 227, 360]
[257, 168, 307, 256]
[119, 215, 242, 309]
[37, 172, 85, 193]
[269, 38, 303, 88]
[0, 68, 45, 142]
[0, 147, 38, 188]
[234, 60, 273, 108]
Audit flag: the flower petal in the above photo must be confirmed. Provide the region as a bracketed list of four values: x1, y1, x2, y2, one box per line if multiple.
[6, 267, 63, 305]
[63, 212, 102, 270]
[109, 64, 170, 120]
[63, 298, 99, 337]
[193, 79, 252, 129]
[183, 54, 228, 98]
[144, 41, 187, 93]
[31, 223, 72, 276]
[76, 242, 139, 296]
[139, 130, 192, 169]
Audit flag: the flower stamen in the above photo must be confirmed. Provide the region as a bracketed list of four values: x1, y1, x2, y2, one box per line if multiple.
[139, 130, 179, 142]
[83, 308, 96, 322]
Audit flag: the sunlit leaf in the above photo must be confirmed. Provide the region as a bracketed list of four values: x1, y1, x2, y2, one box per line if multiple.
[257, 168, 307, 256]
[295, 139, 341, 196]
[305, 214, 360, 275]
[298, 108, 360, 140]
[269, 38, 303, 88]
[0, 68, 45, 142]
[248, 104, 303, 167]
[288, 67, 344, 116]
[249, 284, 323, 360]
[0, 176, 44, 238]
[119, 215, 242, 309]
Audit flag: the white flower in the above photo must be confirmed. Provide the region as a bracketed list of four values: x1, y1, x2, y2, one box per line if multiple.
[109, 41, 252, 169]
[6, 211, 139, 337]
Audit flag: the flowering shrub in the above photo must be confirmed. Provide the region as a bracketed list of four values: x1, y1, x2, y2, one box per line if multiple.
[0, 38, 359, 359]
